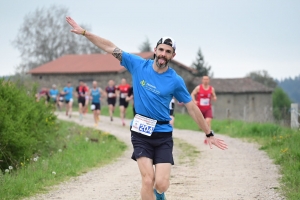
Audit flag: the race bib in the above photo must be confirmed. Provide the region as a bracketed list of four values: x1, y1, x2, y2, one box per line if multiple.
[59, 97, 64, 101]
[108, 93, 114, 98]
[120, 93, 127, 98]
[51, 95, 56, 98]
[90, 104, 96, 110]
[131, 114, 157, 136]
[200, 98, 210, 106]
[69, 98, 73, 102]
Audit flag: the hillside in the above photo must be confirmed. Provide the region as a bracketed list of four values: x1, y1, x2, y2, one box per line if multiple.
[277, 75, 300, 103]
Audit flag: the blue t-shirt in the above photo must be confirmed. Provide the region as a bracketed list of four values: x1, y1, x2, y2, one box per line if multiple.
[49, 89, 59, 99]
[121, 52, 192, 132]
[63, 87, 73, 101]
[91, 88, 101, 103]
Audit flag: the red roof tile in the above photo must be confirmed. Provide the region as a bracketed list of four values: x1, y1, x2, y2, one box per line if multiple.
[28, 52, 193, 74]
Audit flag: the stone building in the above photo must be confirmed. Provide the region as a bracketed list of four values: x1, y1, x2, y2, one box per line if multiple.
[28, 52, 195, 90]
[192, 77, 274, 122]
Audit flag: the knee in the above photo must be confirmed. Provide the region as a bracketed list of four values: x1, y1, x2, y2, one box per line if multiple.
[142, 175, 154, 189]
[155, 178, 169, 192]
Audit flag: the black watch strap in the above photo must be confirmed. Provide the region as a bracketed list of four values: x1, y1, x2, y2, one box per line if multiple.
[206, 131, 214, 138]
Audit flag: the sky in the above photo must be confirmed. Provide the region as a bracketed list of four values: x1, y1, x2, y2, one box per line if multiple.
[0, 0, 299, 79]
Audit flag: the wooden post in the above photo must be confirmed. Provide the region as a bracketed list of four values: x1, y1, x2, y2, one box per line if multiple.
[291, 103, 299, 129]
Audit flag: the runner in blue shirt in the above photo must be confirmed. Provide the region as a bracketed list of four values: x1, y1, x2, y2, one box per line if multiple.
[63, 81, 74, 118]
[67, 16, 227, 200]
[90, 81, 105, 126]
[49, 84, 59, 107]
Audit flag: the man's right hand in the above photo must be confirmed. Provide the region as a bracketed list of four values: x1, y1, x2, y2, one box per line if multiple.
[66, 17, 85, 35]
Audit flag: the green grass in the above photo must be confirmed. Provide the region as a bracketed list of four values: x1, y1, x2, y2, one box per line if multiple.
[0, 120, 126, 200]
[173, 138, 200, 165]
[173, 113, 300, 200]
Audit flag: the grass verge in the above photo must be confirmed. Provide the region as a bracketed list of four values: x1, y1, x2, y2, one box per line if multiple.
[173, 112, 299, 200]
[0, 120, 126, 200]
[173, 138, 200, 165]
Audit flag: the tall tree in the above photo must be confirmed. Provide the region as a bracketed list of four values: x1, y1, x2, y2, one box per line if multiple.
[191, 48, 212, 77]
[138, 37, 152, 52]
[272, 87, 292, 120]
[246, 70, 277, 88]
[12, 5, 103, 73]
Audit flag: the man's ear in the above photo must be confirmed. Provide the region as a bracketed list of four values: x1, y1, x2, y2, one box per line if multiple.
[154, 47, 157, 53]
[172, 52, 176, 59]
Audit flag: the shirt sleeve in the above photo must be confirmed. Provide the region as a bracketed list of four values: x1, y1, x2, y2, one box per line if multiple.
[120, 52, 146, 74]
[173, 75, 192, 104]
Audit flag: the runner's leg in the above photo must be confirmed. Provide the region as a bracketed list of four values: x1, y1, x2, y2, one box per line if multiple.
[68, 101, 73, 118]
[205, 118, 212, 130]
[109, 104, 114, 121]
[120, 105, 125, 125]
[79, 103, 83, 120]
[154, 163, 172, 194]
[137, 157, 155, 200]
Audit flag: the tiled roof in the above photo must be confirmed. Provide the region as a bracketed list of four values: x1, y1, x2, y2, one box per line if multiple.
[28, 52, 194, 74]
[193, 77, 274, 93]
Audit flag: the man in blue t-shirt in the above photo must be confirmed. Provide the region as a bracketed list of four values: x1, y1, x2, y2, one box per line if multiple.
[63, 81, 74, 118]
[49, 84, 59, 105]
[67, 16, 227, 200]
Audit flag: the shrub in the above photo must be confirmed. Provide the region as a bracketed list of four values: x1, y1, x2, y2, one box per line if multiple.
[0, 79, 57, 170]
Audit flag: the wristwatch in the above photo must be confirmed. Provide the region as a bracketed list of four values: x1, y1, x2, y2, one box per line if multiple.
[206, 130, 214, 138]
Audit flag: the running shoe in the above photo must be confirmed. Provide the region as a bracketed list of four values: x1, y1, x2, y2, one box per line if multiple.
[122, 121, 125, 126]
[79, 114, 83, 121]
[110, 117, 113, 122]
[154, 189, 166, 200]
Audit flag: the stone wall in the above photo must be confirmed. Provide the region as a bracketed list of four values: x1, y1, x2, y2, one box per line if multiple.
[212, 92, 274, 122]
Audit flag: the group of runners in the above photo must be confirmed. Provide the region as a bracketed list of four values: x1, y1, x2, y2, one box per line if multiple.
[64, 16, 227, 200]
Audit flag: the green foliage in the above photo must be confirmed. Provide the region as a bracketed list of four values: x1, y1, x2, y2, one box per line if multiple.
[0, 120, 126, 200]
[191, 48, 212, 77]
[246, 70, 277, 88]
[272, 87, 292, 120]
[139, 37, 152, 52]
[277, 74, 300, 103]
[0, 79, 57, 169]
[173, 112, 300, 199]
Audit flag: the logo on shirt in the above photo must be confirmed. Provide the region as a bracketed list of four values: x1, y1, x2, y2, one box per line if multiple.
[140, 80, 146, 86]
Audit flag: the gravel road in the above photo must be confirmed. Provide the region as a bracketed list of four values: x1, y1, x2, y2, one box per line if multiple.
[28, 112, 284, 200]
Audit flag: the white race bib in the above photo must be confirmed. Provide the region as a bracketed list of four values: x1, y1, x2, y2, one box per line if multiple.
[51, 95, 56, 98]
[90, 104, 96, 110]
[69, 98, 73, 102]
[200, 98, 210, 106]
[59, 97, 64, 101]
[120, 93, 127, 98]
[131, 114, 157, 136]
[108, 93, 114, 98]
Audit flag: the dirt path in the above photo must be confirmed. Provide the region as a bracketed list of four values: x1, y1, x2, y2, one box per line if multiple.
[28, 113, 283, 200]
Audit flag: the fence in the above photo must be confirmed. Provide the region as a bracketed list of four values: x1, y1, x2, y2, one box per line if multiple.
[175, 103, 300, 128]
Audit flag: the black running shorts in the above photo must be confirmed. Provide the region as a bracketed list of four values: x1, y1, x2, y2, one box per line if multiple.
[131, 130, 174, 165]
[78, 97, 86, 106]
[107, 98, 116, 106]
[91, 102, 101, 110]
[119, 98, 129, 108]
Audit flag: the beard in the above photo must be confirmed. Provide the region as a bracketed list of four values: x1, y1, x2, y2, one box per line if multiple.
[155, 55, 170, 69]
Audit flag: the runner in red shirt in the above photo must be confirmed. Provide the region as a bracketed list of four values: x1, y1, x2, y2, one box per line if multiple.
[76, 81, 88, 121]
[191, 76, 217, 131]
[117, 78, 131, 126]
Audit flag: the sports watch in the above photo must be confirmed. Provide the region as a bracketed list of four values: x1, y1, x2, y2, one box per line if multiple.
[206, 130, 214, 138]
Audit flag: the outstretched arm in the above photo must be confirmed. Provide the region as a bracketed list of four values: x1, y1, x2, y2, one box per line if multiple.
[212, 87, 217, 101]
[185, 101, 227, 150]
[66, 17, 122, 61]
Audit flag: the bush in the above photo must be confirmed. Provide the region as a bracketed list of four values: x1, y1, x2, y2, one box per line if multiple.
[0, 79, 57, 170]
[272, 87, 292, 120]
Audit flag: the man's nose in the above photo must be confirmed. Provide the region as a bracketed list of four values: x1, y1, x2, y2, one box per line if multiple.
[161, 50, 166, 56]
